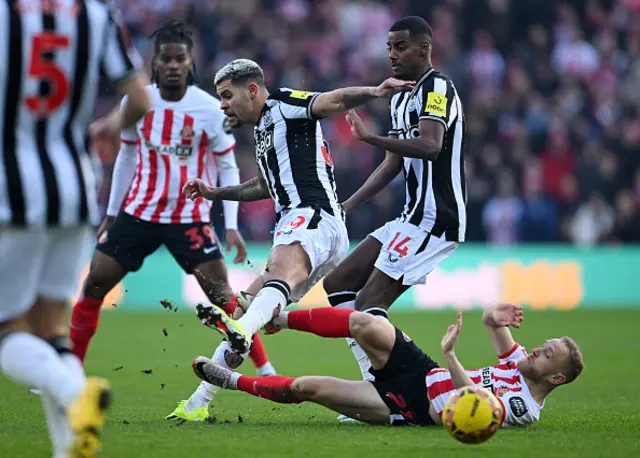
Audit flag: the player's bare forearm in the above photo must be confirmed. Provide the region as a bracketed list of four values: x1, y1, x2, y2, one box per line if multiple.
[215, 177, 270, 202]
[342, 152, 402, 213]
[361, 134, 441, 160]
[444, 352, 475, 389]
[312, 87, 378, 117]
[482, 306, 517, 356]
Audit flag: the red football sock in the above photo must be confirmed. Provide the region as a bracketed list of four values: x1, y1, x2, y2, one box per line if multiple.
[69, 296, 103, 364]
[220, 293, 238, 316]
[287, 308, 354, 338]
[249, 333, 270, 368]
[236, 375, 301, 404]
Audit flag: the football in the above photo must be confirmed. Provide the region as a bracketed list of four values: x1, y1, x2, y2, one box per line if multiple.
[442, 386, 504, 444]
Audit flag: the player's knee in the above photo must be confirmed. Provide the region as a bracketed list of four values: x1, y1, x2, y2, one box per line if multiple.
[349, 312, 377, 339]
[290, 377, 321, 401]
[322, 271, 343, 295]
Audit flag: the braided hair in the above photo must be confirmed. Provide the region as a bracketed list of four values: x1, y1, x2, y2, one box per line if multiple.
[150, 21, 199, 86]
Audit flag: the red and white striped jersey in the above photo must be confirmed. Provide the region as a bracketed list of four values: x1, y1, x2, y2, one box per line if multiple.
[120, 84, 236, 224]
[426, 343, 543, 428]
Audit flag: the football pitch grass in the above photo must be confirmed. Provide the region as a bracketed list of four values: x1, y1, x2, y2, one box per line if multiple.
[2, 308, 639, 457]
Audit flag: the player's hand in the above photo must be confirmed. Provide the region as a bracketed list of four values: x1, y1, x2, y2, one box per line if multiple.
[489, 303, 524, 328]
[183, 179, 217, 201]
[96, 216, 116, 243]
[225, 229, 247, 264]
[441, 311, 462, 356]
[346, 109, 371, 141]
[373, 77, 415, 98]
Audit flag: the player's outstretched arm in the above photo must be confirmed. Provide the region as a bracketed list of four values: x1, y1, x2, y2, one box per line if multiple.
[183, 169, 270, 202]
[310, 78, 414, 118]
[347, 110, 443, 161]
[342, 150, 402, 213]
[482, 303, 523, 356]
[441, 311, 475, 389]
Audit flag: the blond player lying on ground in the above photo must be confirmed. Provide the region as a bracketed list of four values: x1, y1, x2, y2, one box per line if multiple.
[191, 303, 584, 427]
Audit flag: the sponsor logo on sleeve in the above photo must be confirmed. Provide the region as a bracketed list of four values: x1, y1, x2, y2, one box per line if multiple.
[289, 90, 312, 100]
[509, 396, 528, 417]
[425, 92, 447, 117]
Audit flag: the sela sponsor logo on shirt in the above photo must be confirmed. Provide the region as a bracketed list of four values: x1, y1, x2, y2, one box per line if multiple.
[509, 396, 528, 417]
[425, 92, 447, 117]
[255, 129, 275, 159]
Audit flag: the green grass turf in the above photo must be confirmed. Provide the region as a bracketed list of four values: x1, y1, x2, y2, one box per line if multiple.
[2, 309, 640, 457]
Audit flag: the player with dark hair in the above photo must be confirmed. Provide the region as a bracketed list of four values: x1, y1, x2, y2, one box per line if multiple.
[176, 59, 412, 405]
[309, 17, 468, 413]
[192, 303, 584, 428]
[69, 23, 277, 423]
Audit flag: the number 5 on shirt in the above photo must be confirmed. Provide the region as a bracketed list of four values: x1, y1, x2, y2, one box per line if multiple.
[387, 232, 411, 258]
[25, 33, 71, 116]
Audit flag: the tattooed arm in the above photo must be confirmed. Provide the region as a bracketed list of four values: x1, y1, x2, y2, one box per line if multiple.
[183, 169, 271, 202]
[310, 78, 414, 118]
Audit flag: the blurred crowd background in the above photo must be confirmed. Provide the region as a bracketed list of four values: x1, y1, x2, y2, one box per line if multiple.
[98, 0, 640, 246]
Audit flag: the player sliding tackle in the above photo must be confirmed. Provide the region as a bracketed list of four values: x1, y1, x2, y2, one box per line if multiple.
[181, 60, 412, 366]
[192, 304, 584, 427]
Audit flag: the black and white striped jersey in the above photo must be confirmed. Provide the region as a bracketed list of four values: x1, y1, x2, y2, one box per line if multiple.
[0, 0, 142, 228]
[253, 88, 342, 218]
[390, 69, 467, 242]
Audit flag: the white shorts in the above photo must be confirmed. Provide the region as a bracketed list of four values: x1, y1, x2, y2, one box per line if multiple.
[271, 208, 349, 302]
[370, 219, 458, 286]
[0, 226, 92, 322]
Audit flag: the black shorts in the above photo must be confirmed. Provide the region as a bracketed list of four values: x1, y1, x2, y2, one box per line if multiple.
[371, 327, 439, 426]
[96, 212, 223, 273]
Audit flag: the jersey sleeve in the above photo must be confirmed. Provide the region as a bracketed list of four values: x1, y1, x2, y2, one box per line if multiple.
[119, 96, 138, 144]
[498, 343, 529, 365]
[418, 76, 457, 130]
[388, 93, 402, 137]
[206, 109, 236, 156]
[100, 3, 143, 84]
[270, 88, 321, 120]
[497, 391, 540, 428]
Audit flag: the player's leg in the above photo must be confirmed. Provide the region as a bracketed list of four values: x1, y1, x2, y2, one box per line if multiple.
[168, 262, 275, 421]
[192, 359, 391, 425]
[70, 212, 160, 363]
[191, 254, 275, 374]
[323, 235, 381, 309]
[322, 235, 383, 382]
[270, 308, 397, 370]
[0, 227, 110, 457]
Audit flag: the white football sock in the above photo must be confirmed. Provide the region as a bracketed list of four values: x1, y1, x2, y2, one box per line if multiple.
[186, 340, 249, 412]
[0, 332, 85, 408]
[256, 362, 277, 376]
[349, 308, 389, 381]
[238, 280, 290, 336]
[41, 344, 87, 457]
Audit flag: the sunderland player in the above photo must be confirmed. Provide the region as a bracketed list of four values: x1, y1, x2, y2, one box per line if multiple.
[69, 24, 277, 407]
[0, 1, 150, 456]
[318, 17, 467, 395]
[193, 303, 584, 428]
[180, 59, 412, 376]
